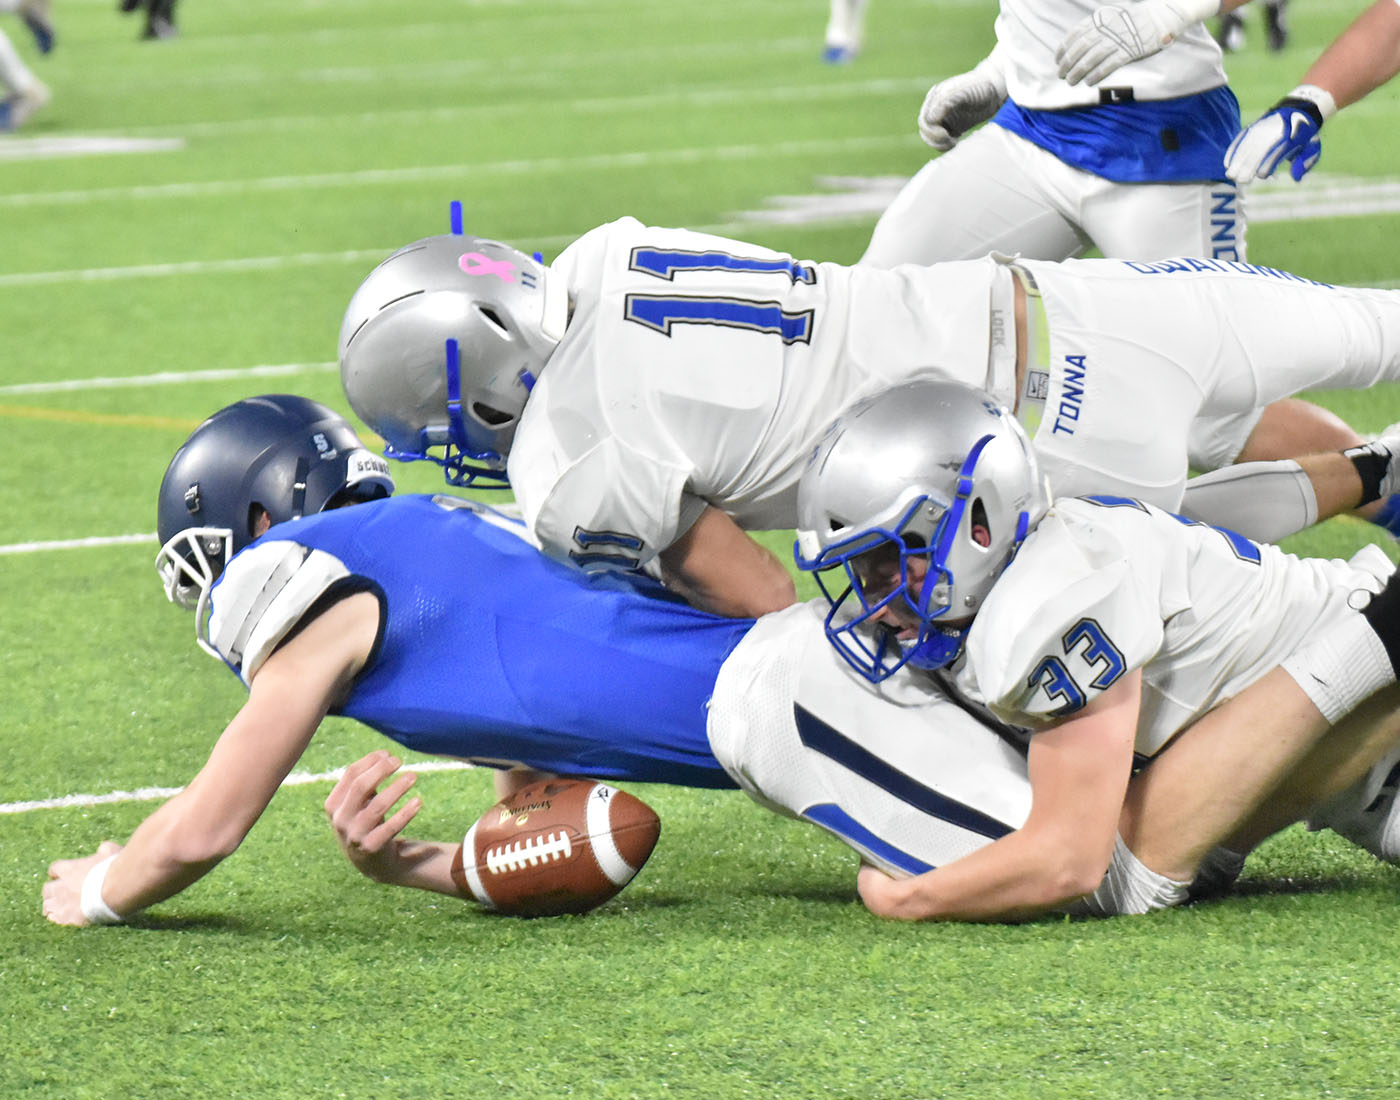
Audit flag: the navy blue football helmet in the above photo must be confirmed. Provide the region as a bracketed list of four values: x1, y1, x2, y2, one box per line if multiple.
[156, 395, 394, 626]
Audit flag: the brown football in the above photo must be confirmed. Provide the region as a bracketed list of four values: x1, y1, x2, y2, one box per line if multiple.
[451, 778, 661, 917]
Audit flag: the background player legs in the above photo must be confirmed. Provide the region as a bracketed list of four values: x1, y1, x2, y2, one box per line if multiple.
[822, 0, 868, 64]
[0, 24, 48, 131]
[0, 0, 52, 54]
[1218, 0, 1289, 52]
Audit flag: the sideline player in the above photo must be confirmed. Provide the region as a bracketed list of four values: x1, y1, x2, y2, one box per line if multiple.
[1226, 0, 1400, 186]
[858, 0, 1367, 485]
[792, 377, 1400, 920]
[40, 396, 1400, 926]
[339, 217, 1400, 618]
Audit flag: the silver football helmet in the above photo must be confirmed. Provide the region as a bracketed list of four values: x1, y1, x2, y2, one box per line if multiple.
[794, 378, 1050, 681]
[338, 232, 570, 487]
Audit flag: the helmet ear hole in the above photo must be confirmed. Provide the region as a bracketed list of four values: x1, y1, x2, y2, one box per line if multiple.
[247, 503, 269, 540]
[477, 306, 508, 334]
[472, 402, 513, 426]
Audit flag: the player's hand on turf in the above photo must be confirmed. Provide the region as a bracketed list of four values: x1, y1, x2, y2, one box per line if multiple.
[42, 840, 122, 926]
[1056, 0, 1210, 86]
[856, 862, 914, 920]
[324, 750, 423, 884]
[1224, 100, 1325, 184]
[918, 58, 1008, 151]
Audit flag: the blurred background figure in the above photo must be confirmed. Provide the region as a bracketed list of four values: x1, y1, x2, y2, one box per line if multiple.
[1217, 0, 1288, 52]
[0, 0, 51, 132]
[119, 0, 176, 40]
[823, 0, 868, 63]
[0, 0, 51, 53]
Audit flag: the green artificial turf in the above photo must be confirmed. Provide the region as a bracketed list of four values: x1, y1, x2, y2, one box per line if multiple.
[5, 0, 1400, 1095]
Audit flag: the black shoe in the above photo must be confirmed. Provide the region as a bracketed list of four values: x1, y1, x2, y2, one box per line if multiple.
[1263, 1, 1288, 51]
[1215, 11, 1244, 52]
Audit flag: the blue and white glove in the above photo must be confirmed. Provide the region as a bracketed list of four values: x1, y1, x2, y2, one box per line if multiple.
[918, 52, 1009, 151]
[1056, 0, 1221, 86]
[1224, 85, 1338, 184]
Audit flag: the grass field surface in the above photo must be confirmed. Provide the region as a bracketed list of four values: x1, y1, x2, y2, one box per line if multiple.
[5, 0, 1400, 1096]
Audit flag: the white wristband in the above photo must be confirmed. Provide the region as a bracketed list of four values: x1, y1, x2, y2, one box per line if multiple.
[80, 855, 124, 925]
[1287, 84, 1339, 121]
[1166, 0, 1224, 28]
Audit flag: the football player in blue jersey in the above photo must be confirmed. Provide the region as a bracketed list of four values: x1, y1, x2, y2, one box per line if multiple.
[40, 396, 1400, 927]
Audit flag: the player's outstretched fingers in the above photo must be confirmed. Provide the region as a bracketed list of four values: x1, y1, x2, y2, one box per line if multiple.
[359, 769, 419, 843]
[361, 790, 424, 853]
[324, 750, 399, 818]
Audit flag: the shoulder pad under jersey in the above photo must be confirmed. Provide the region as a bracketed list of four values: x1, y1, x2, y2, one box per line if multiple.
[428, 493, 539, 547]
[966, 512, 1162, 725]
[206, 540, 353, 684]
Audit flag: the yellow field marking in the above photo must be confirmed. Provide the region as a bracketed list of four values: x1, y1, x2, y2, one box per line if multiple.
[0, 404, 201, 430]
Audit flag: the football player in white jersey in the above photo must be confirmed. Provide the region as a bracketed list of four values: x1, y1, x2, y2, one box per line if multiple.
[864, 0, 1248, 268]
[43, 395, 1400, 926]
[793, 377, 1400, 920]
[1225, 0, 1400, 187]
[859, 0, 1382, 507]
[339, 216, 1400, 619]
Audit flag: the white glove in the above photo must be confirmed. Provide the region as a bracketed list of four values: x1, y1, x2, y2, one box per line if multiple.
[918, 54, 1009, 151]
[1224, 85, 1337, 184]
[1056, 0, 1221, 87]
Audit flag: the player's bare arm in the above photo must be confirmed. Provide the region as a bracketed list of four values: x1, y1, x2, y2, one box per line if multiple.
[658, 504, 796, 619]
[859, 671, 1141, 922]
[1294, 0, 1400, 113]
[42, 592, 380, 926]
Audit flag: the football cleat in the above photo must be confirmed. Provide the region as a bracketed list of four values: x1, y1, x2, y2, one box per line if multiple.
[821, 43, 857, 64]
[1310, 749, 1400, 864]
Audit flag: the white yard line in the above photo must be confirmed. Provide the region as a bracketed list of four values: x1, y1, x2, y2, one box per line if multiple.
[0, 760, 475, 815]
[0, 361, 337, 393]
[0, 533, 155, 555]
[64, 78, 927, 143]
[0, 135, 915, 208]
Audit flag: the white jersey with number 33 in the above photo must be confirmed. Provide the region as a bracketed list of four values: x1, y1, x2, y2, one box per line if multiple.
[958, 497, 1393, 756]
